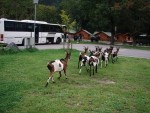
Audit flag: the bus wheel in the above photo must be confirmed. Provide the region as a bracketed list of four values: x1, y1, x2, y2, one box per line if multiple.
[56, 37, 61, 44]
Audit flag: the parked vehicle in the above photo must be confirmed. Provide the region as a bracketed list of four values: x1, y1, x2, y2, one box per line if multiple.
[0, 18, 65, 45]
[91, 35, 99, 42]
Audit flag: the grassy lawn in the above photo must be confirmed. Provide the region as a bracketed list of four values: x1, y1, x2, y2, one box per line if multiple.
[0, 49, 150, 113]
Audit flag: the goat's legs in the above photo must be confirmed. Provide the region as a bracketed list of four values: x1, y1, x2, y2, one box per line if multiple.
[116, 56, 118, 62]
[45, 72, 54, 87]
[78, 61, 80, 69]
[101, 60, 103, 68]
[79, 62, 83, 74]
[93, 66, 94, 75]
[64, 69, 68, 79]
[58, 71, 62, 79]
[111, 54, 114, 63]
[95, 65, 97, 73]
[85, 65, 89, 72]
[105, 58, 108, 67]
[90, 66, 92, 76]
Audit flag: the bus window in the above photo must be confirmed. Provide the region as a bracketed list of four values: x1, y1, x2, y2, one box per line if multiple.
[5, 21, 14, 31]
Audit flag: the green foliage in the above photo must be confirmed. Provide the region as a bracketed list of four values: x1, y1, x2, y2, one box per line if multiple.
[0, 0, 150, 36]
[37, 5, 57, 23]
[0, 0, 33, 20]
[60, 0, 150, 35]
[0, 49, 150, 113]
[59, 10, 77, 31]
[0, 47, 38, 55]
[0, 47, 19, 55]
[117, 0, 150, 34]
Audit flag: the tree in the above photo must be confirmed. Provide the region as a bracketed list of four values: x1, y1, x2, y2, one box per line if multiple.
[117, 0, 150, 45]
[37, 5, 57, 23]
[0, 0, 34, 20]
[59, 10, 77, 32]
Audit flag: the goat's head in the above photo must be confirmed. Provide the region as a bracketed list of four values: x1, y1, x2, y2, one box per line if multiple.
[89, 50, 94, 56]
[116, 47, 120, 51]
[65, 50, 71, 60]
[95, 46, 99, 51]
[83, 46, 88, 53]
[64, 43, 72, 60]
[109, 46, 113, 50]
[99, 47, 102, 52]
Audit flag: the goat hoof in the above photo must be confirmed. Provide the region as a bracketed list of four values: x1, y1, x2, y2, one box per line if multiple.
[65, 78, 68, 79]
[52, 81, 55, 83]
[45, 82, 48, 87]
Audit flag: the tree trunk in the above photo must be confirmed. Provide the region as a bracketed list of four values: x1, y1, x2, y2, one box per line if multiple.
[110, 32, 115, 45]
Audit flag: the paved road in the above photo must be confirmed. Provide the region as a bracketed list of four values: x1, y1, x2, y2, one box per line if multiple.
[20, 43, 150, 59]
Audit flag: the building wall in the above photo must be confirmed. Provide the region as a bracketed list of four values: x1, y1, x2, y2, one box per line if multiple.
[116, 35, 126, 42]
[97, 33, 110, 41]
[75, 30, 91, 40]
[115, 34, 133, 43]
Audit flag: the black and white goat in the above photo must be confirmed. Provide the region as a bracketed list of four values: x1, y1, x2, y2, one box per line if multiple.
[111, 47, 120, 63]
[79, 55, 90, 74]
[45, 43, 72, 87]
[88, 56, 99, 76]
[79, 46, 100, 76]
[107, 46, 114, 61]
[78, 46, 88, 69]
[100, 49, 109, 68]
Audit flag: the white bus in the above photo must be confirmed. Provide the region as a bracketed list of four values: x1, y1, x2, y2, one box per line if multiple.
[0, 18, 65, 45]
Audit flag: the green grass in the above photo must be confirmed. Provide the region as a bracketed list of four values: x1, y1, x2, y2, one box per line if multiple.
[0, 49, 150, 113]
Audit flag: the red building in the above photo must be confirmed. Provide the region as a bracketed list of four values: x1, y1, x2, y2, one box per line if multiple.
[74, 29, 92, 40]
[115, 33, 133, 43]
[94, 31, 111, 41]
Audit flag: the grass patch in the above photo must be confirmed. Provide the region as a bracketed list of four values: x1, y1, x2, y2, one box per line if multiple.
[0, 47, 38, 55]
[0, 49, 150, 113]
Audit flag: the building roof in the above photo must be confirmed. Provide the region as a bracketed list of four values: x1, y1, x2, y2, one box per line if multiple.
[102, 32, 111, 37]
[75, 29, 92, 35]
[94, 31, 111, 37]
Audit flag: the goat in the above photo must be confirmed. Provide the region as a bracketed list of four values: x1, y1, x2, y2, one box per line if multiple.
[89, 56, 99, 76]
[78, 46, 88, 69]
[111, 47, 120, 63]
[79, 54, 99, 76]
[107, 46, 114, 61]
[100, 49, 109, 68]
[79, 46, 102, 73]
[89, 46, 102, 58]
[79, 55, 90, 74]
[45, 43, 72, 87]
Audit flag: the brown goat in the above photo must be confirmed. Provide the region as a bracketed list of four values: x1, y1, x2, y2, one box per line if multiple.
[45, 44, 72, 87]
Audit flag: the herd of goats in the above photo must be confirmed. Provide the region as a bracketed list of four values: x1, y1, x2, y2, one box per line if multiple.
[45, 43, 120, 87]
